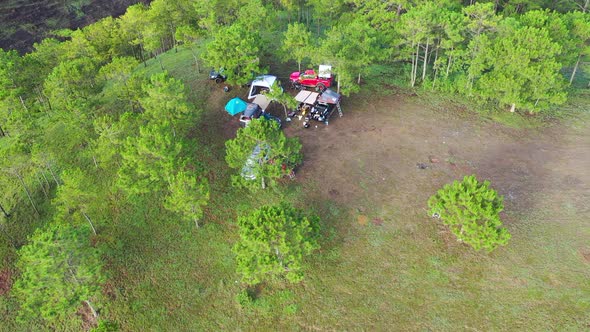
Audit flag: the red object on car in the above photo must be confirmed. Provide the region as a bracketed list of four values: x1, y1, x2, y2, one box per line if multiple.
[290, 65, 333, 92]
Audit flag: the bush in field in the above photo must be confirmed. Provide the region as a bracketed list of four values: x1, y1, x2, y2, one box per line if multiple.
[233, 203, 320, 285]
[428, 175, 510, 252]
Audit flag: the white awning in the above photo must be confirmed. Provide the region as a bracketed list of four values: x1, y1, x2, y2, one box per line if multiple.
[294, 90, 319, 104]
[252, 94, 271, 111]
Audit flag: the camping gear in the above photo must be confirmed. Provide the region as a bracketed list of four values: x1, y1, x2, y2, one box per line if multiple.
[225, 97, 248, 116]
[294, 88, 343, 127]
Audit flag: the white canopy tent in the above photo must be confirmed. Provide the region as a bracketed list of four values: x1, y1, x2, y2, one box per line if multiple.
[252, 94, 271, 111]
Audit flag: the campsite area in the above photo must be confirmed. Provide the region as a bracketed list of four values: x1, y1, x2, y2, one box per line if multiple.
[97, 50, 590, 330]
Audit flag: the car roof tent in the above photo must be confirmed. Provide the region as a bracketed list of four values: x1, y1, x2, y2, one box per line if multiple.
[317, 88, 341, 105]
[248, 75, 277, 99]
[318, 65, 332, 79]
[294, 90, 319, 105]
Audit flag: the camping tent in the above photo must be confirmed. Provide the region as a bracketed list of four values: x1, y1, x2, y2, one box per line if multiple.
[225, 97, 248, 115]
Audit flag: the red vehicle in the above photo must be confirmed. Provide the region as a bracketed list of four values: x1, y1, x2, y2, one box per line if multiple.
[289, 65, 333, 91]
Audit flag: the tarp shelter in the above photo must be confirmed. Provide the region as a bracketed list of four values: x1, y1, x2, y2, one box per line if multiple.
[252, 94, 271, 111]
[294, 90, 319, 105]
[225, 97, 248, 115]
[248, 75, 278, 99]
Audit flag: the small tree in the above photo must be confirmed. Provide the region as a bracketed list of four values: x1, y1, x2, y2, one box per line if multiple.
[202, 23, 263, 85]
[233, 203, 320, 285]
[281, 22, 312, 72]
[265, 81, 298, 118]
[164, 170, 210, 228]
[225, 118, 302, 191]
[428, 175, 510, 252]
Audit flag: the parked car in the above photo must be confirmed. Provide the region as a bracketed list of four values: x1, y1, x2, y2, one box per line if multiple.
[290, 65, 333, 91]
[238, 101, 282, 129]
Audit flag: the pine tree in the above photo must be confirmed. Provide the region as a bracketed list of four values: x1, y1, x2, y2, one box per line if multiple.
[164, 170, 210, 228]
[234, 203, 320, 285]
[225, 118, 302, 191]
[428, 175, 510, 252]
[13, 222, 104, 328]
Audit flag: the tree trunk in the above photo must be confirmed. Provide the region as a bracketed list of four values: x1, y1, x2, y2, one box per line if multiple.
[298, 60, 301, 72]
[140, 44, 147, 67]
[569, 55, 581, 85]
[83, 300, 98, 319]
[81, 211, 97, 235]
[0, 124, 5, 137]
[412, 43, 420, 87]
[446, 54, 453, 78]
[36, 174, 48, 198]
[317, 17, 320, 37]
[15, 171, 39, 216]
[410, 42, 416, 86]
[422, 38, 430, 81]
[0, 203, 10, 218]
[190, 49, 200, 73]
[192, 207, 200, 228]
[41, 171, 51, 190]
[156, 53, 164, 71]
[92, 156, 98, 168]
[358, 72, 361, 85]
[19, 95, 29, 113]
[509, 103, 516, 113]
[261, 176, 266, 189]
[46, 163, 60, 186]
[44, 90, 53, 111]
[337, 78, 341, 94]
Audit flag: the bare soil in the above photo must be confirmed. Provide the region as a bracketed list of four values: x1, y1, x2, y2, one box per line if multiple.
[283, 93, 589, 223]
[0, 268, 12, 296]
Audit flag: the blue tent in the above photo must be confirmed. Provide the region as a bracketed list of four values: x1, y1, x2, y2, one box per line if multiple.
[225, 97, 248, 115]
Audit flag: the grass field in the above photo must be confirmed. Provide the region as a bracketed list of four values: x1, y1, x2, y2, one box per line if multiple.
[89, 48, 590, 331]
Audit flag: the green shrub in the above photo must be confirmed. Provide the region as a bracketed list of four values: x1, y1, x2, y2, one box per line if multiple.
[428, 175, 510, 252]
